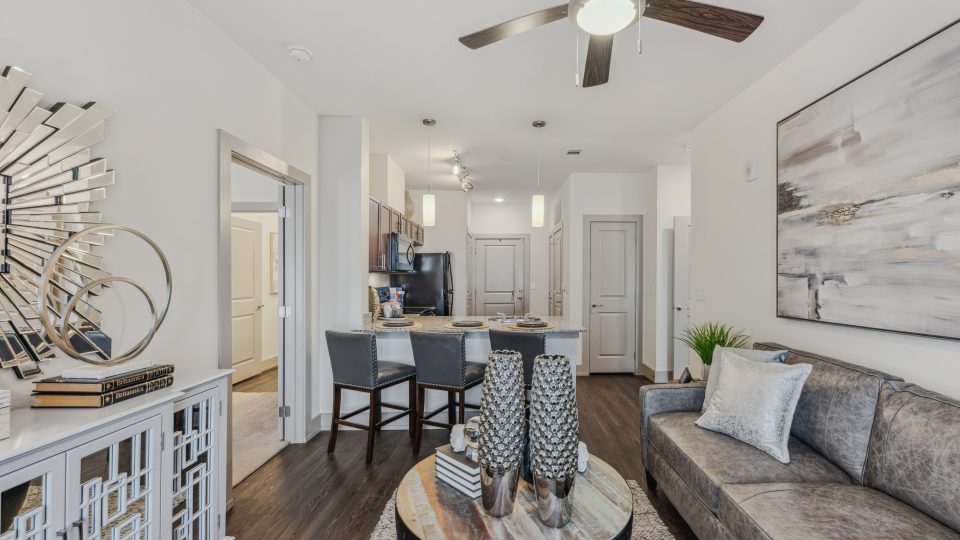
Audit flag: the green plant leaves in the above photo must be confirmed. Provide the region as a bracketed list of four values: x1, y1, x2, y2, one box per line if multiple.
[676, 322, 749, 366]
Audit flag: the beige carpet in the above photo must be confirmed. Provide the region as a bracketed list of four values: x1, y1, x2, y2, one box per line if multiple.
[370, 479, 675, 539]
[232, 391, 288, 486]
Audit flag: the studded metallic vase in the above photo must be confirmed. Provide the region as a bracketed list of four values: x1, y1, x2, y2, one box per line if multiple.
[478, 350, 525, 517]
[529, 354, 579, 527]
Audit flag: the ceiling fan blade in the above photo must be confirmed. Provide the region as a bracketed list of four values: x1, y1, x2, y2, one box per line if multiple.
[459, 4, 569, 49]
[583, 34, 614, 88]
[644, 0, 764, 43]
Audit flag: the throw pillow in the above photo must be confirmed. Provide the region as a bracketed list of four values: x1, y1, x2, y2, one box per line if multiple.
[701, 347, 788, 412]
[696, 354, 812, 463]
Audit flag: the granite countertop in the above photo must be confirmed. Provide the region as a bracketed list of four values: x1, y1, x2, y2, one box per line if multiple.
[358, 315, 584, 335]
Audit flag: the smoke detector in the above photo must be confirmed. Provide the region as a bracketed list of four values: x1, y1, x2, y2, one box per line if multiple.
[286, 45, 313, 63]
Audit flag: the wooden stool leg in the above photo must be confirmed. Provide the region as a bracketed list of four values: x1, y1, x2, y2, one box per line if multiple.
[414, 385, 426, 454]
[374, 390, 383, 433]
[366, 390, 377, 464]
[458, 389, 466, 424]
[447, 391, 456, 427]
[408, 378, 416, 439]
[327, 385, 342, 454]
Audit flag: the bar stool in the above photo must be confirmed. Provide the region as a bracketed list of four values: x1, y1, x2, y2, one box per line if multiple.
[489, 329, 545, 389]
[325, 331, 417, 464]
[409, 331, 485, 454]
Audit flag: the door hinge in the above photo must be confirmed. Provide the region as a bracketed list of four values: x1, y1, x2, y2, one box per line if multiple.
[279, 405, 291, 418]
[160, 431, 165, 451]
[219, 400, 223, 417]
[279, 306, 292, 318]
[278, 206, 292, 219]
[217, 515, 221, 530]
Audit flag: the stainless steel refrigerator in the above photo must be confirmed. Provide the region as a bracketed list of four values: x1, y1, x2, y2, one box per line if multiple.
[390, 252, 453, 316]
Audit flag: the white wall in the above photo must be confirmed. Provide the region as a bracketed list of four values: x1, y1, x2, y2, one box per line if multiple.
[468, 202, 550, 316]
[690, 1, 960, 397]
[408, 190, 468, 315]
[0, 0, 320, 411]
[642, 166, 691, 381]
[231, 162, 281, 205]
[369, 153, 406, 210]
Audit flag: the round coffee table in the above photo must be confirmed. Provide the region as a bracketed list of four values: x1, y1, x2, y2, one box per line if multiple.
[395, 454, 633, 539]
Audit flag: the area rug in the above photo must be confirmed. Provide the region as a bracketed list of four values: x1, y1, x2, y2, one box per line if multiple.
[232, 391, 288, 486]
[370, 479, 675, 539]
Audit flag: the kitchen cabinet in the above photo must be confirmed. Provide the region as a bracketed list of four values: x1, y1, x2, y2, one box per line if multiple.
[369, 197, 425, 271]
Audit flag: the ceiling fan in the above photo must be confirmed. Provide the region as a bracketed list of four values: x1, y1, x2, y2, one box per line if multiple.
[459, 0, 764, 88]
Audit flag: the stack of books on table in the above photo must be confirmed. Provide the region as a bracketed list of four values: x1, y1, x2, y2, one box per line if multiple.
[31, 361, 175, 408]
[435, 444, 481, 498]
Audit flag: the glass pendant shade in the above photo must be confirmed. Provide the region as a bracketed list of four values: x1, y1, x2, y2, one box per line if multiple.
[531, 194, 545, 228]
[422, 192, 436, 227]
[575, 0, 637, 36]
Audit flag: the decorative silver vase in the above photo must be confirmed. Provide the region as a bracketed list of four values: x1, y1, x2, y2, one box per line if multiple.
[478, 350, 525, 517]
[529, 354, 579, 528]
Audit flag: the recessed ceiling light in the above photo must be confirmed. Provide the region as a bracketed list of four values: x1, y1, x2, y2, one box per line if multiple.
[494, 197, 504, 203]
[286, 45, 313, 63]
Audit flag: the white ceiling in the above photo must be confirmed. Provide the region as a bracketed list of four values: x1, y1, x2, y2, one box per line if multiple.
[188, 0, 859, 202]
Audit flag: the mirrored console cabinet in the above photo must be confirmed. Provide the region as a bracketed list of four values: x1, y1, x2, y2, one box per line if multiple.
[0, 369, 231, 540]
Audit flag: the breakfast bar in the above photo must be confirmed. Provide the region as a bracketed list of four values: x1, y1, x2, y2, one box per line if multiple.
[349, 315, 585, 430]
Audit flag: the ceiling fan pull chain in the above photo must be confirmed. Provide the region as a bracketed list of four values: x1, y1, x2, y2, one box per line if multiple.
[574, 30, 581, 87]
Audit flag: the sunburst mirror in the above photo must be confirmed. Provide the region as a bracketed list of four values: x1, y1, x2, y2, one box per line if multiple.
[0, 65, 170, 378]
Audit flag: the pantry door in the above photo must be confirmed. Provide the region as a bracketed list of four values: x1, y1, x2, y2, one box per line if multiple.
[475, 236, 527, 316]
[586, 219, 640, 373]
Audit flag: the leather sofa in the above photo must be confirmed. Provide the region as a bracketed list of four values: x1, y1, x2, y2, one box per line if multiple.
[639, 342, 960, 539]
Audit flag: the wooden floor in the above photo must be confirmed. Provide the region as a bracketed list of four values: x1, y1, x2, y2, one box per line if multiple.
[226, 374, 695, 540]
[233, 367, 278, 393]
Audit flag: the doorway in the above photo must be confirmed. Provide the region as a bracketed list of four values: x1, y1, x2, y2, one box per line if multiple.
[671, 216, 692, 378]
[218, 131, 310, 503]
[472, 235, 529, 316]
[548, 224, 563, 316]
[583, 217, 642, 373]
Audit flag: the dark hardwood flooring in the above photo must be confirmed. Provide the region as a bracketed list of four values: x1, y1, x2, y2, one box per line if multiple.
[233, 367, 279, 393]
[226, 374, 695, 540]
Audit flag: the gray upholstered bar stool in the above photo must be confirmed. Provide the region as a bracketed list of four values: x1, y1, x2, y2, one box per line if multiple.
[409, 331, 485, 454]
[488, 329, 545, 389]
[325, 330, 417, 464]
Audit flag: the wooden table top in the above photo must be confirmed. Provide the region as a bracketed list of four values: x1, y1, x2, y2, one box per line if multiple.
[395, 454, 633, 539]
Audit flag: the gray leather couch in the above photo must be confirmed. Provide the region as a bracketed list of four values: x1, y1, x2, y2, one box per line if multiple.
[639, 342, 960, 539]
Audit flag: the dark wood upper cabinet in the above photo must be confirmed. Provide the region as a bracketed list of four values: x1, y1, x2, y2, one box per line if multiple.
[390, 209, 402, 234]
[368, 198, 383, 271]
[379, 204, 391, 267]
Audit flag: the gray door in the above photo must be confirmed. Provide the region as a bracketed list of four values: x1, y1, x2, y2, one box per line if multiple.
[476, 237, 525, 316]
[588, 220, 638, 373]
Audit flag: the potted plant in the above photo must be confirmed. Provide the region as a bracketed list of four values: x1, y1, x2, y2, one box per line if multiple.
[676, 322, 749, 380]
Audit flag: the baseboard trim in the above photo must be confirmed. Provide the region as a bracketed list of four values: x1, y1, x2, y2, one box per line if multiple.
[639, 363, 656, 381]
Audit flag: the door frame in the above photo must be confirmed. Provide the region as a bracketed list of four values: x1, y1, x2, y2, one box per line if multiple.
[581, 215, 643, 375]
[471, 234, 531, 315]
[548, 223, 563, 316]
[218, 130, 310, 501]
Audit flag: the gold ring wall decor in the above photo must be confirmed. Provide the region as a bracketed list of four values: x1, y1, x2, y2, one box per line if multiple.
[0, 65, 172, 374]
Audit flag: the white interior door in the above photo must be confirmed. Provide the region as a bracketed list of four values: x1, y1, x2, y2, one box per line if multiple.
[588, 221, 638, 373]
[475, 238, 525, 316]
[549, 226, 564, 316]
[231, 216, 263, 383]
[672, 216, 692, 378]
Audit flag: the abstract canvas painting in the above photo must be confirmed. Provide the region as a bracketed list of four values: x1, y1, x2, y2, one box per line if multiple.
[777, 21, 960, 340]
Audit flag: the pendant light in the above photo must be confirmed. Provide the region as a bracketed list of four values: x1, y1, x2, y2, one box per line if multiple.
[422, 118, 436, 227]
[531, 120, 546, 228]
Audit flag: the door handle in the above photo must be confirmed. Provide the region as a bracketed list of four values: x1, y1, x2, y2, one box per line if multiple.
[73, 520, 85, 540]
[380, 253, 386, 269]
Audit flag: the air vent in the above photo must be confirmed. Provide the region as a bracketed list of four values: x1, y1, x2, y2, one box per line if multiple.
[566, 149, 582, 156]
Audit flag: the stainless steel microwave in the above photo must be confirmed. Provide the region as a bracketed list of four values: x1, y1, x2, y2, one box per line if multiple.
[389, 233, 416, 272]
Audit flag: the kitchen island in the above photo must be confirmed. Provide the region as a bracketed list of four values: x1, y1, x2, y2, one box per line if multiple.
[347, 315, 584, 431]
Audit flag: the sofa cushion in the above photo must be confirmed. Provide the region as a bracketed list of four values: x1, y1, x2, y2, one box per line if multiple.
[754, 342, 902, 483]
[866, 381, 960, 533]
[719, 482, 960, 540]
[648, 412, 850, 512]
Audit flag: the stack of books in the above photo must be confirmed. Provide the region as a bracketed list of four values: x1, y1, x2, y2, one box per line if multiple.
[435, 444, 481, 498]
[31, 363, 175, 408]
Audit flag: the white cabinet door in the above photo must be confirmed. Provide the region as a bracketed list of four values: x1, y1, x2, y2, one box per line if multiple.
[0, 454, 66, 540]
[171, 390, 219, 540]
[65, 415, 163, 540]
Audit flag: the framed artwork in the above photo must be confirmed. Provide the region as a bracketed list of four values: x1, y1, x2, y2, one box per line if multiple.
[269, 232, 279, 295]
[777, 20, 960, 340]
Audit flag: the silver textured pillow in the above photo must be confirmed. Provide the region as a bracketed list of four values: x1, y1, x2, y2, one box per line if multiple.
[702, 347, 788, 412]
[696, 354, 812, 463]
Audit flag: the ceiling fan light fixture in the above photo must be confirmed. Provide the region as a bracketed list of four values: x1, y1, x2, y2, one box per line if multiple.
[571, 0, 638, 36]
